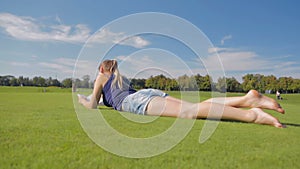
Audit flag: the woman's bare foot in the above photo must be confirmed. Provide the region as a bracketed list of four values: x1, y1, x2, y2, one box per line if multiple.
[250, 108, 283, 128]
[244, 90, 285, 114]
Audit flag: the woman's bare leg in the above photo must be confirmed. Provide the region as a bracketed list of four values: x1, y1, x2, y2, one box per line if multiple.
[146, 96, 283, 128]
[203, 90, 285, 114]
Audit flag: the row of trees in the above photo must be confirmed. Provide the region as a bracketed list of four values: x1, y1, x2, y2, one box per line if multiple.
[0, 75, 92, 88]
[141, 74, 212, 91]
[241, 74, 300, 93]
[1, 74, 300, 93]
[131, 74, 300, 93]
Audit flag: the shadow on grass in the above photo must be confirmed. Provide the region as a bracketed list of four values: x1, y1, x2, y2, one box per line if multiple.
[282, 123, 300, 127]
[97, 111, 300, 128]
[202, 118, 300, 128]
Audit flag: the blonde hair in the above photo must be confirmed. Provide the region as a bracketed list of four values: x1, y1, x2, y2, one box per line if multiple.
[101, 59, 124, 89]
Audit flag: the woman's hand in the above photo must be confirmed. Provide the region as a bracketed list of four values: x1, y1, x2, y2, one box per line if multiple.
[77, 94, 86, 104]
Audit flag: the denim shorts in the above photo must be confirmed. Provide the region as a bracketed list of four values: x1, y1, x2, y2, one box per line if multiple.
[122, 89, 168, 115]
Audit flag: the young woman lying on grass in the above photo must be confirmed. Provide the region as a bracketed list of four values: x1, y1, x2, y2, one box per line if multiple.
[78, 59, 285, 128]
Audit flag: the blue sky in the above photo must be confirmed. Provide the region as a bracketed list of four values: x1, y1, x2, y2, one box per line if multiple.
[0, 0, 299, 81]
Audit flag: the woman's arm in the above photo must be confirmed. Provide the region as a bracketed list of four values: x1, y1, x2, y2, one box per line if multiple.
[78, 74, 105, 109]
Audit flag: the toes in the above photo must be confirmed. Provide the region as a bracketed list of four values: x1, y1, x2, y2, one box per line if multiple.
[274, 122, 283, 128]
[275, 103, 285, 114]
[277, 108, 285, 114]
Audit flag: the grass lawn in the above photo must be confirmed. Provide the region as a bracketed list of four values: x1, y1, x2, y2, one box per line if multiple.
[0, 87, 299, 169]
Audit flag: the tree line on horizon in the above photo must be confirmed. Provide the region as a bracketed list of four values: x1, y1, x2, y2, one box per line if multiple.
[132, 74, 300, 94]
[1, 73, 300, 93]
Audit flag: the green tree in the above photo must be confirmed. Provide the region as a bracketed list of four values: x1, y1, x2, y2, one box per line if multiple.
[9, 77, 19, 86]
[290, 79, 300, 93]
[254, 74, 265, 93]
[18, 76, 24, 86]
[145, 76, 154, 88]
[22, 77, 31, 86]
[215, 77, 226, 92]
[195, 74, 212, 91]
[32, 76, 46, 87]
[169, 79, 179, 91]
[242, 74, 263, 92]
[145, 74, 179, 91]
[263, 75, 277, 93]
[226, 77, 242, 92]
[130, 78, 146, 89]
[37, 77, 46, 87]
[286, 77, 294, 93]
[202, 75, 212, 91]
[0, 75, 14, 86]
[81, 75, 90, 88]
[278, 77, 293, 93]
[178, 74, 191, 91]
[62, 78, 73, 88]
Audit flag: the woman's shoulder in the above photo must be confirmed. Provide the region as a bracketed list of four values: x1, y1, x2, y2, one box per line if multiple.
[95, 73, 110, 85]
[97, 73, 109, 78]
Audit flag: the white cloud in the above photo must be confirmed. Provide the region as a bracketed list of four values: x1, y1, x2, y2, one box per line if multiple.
[205, 47, 267, 72]
[220, 35, 232, 45]
[52, 58, 98, 77]
[116, 54, 157, 78]
[91, 29, 122, 42]
[202, 47, 300, 81]
[54, 58, 77, 67]
[0, 13, 150, 48]
[38, 62, 73, 74]
[0, 13, 90, 43]
[115, 49, 197, 79]
[89, 28, 150, 48]
[10, 62, 30, 67]
[55, 14, 63, 24]
[38, 58, 98, 77]
[208, 47, 232, 54]
[116, 36, 150, 48]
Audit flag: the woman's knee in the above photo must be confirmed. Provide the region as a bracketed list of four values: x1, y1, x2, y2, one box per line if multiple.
[178, 103, 198, 119]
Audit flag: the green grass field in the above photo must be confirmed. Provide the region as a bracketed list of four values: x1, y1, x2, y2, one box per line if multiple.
[0, 87, 299, 169]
